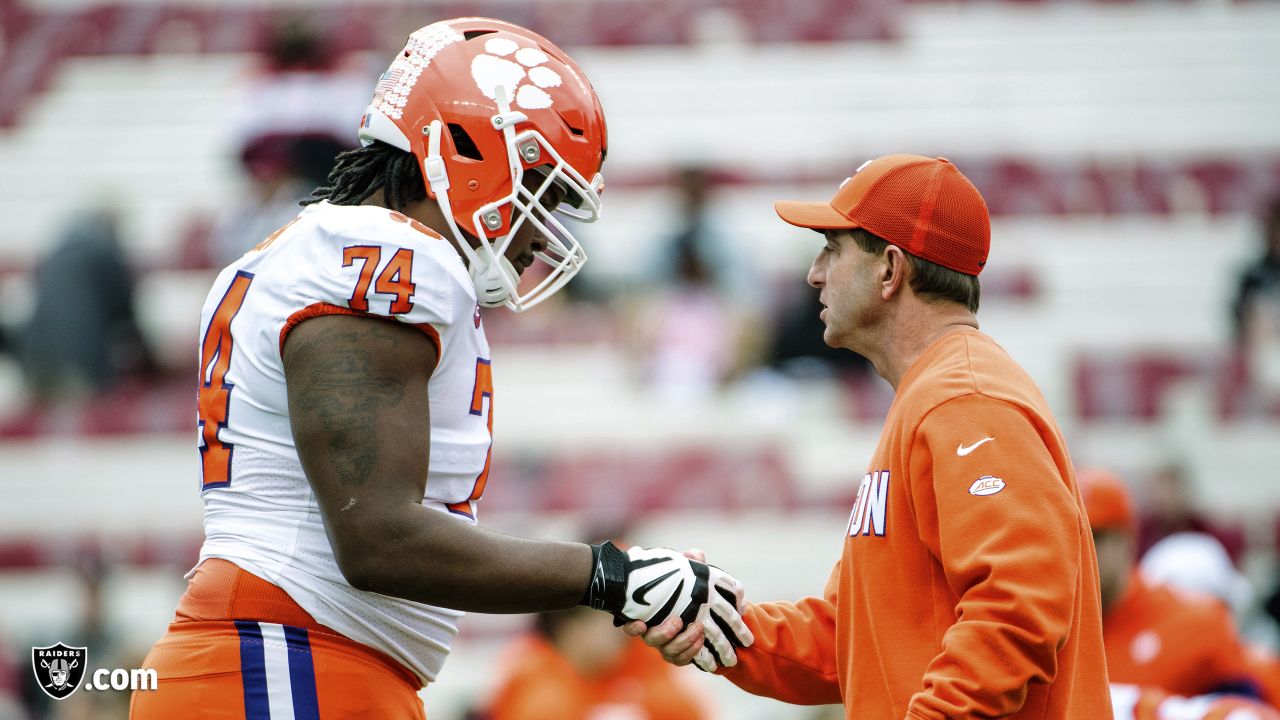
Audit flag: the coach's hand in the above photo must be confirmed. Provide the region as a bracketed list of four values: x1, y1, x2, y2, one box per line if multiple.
[684, 563, 752, 671]
[619, 548, 754, 672]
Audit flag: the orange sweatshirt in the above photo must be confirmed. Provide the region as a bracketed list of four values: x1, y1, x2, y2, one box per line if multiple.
[723, 328, 1112, 719]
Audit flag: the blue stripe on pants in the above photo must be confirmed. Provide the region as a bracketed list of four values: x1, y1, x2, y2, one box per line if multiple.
[235, 620, 271, 720]
[282, 626, 321, 720]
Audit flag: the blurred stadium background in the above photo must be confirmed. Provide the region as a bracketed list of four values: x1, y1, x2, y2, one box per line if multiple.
[0, 0, 1278, 717]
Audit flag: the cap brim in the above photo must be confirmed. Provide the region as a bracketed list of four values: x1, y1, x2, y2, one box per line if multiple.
[774, 201, 857, 230]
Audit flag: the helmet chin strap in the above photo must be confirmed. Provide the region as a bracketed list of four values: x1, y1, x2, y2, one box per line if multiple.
[422, 115, 514, 308]
[468, 253, 520, 308]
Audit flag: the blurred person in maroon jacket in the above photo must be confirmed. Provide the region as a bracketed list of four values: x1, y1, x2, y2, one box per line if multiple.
[1137, 462, 1244, 564]
[207, 16, 368, 267]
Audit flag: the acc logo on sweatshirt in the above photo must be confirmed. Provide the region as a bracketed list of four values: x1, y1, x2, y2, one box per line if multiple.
[848, 470, 890, 537]
[969, 475, 1006, 496]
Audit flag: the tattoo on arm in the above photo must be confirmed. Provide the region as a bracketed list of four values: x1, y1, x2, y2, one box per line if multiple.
[287, 323, 408, 487]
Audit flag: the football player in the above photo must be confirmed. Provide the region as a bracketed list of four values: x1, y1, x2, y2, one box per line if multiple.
[1081, 469, 1262, 698]
[131, 18, 750, 719]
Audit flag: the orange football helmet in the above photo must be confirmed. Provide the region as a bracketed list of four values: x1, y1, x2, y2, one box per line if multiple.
[358, 18, 607, 312]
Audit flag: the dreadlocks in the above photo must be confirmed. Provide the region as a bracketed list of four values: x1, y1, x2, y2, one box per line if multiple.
[302, 141, 427, 212]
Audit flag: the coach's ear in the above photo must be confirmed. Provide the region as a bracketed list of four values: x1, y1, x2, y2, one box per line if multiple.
[880, 244, 909, 301]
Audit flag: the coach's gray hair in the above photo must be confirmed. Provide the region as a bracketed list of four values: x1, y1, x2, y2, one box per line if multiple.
[849, 228, 980, 313]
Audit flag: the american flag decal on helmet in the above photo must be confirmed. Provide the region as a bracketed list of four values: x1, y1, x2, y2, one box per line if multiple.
[375, 68, 402, 95]
[375, 25, 464, 120]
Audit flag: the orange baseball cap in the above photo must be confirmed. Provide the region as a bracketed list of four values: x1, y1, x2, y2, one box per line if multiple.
[774, 155, 991, 276]
[1077, 468, 1136, 531]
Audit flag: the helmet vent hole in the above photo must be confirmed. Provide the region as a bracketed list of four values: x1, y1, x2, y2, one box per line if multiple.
[448, 123, 484, 161]
[464, 30, 497, 41]
[555, 111, 585, 137]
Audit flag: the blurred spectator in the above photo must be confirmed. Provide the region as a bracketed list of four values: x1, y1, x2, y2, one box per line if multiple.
[1080, 468, 1264, 699]
[70, 553, 119, 667]
[17, 208, 154, 402]
[765, 284, 872, 380]
[15, 551, 126, 720]
[1269, 582, 1280, 646]
[0, 631, 20, 720]
[638, 240, 750, 403]
[207, 16, 367, 267]
[1137, 462, 1244, 564]
[484, 606, 708, 720]
[652, 166, 751, 302]
[1228, 194, 1280, 340]
[1227, 196, 1280, 414]
[630, 167, 762, 401]
[1141, 533, 1280, 708]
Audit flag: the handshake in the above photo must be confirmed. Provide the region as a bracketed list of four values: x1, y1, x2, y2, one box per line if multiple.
[581, 541, 754, 672]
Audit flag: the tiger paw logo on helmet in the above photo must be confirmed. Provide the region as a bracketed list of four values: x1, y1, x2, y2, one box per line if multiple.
[357, 18, 607, 313]
[470, 37, 563, 110]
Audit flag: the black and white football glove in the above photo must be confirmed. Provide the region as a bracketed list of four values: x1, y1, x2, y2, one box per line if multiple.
[582, 541, 753, 670]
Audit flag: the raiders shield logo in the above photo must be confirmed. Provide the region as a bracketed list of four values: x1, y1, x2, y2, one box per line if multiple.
[32, 643, 87, 700]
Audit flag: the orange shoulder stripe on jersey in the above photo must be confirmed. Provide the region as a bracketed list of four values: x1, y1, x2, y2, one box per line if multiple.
[388, 210, 447, 239]
[254, 218, 300, 252]
[279, 302, 442, 358]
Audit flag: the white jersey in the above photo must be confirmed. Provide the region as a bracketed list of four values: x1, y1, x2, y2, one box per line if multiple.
[194, 201, 493, 684]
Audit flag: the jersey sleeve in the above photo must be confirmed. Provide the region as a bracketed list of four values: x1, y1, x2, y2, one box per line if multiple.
[277, 212, 462, 357]
[903, 394, 1086, 719]
[719, 561, 843, 705]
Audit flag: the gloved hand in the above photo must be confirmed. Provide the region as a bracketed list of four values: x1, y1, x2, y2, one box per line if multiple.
[582, 541, 708, 628]
[582, 541, 753, 670]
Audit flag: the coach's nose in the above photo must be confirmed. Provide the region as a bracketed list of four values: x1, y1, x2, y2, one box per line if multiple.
[807, 258, 825, 289]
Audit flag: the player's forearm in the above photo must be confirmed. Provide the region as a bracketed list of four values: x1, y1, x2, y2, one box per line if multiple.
[337, 504, 594, 613]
